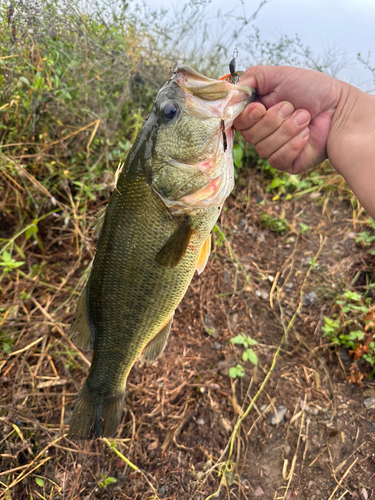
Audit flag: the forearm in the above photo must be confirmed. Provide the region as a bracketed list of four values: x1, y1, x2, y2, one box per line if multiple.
[328, 85, 375, 219]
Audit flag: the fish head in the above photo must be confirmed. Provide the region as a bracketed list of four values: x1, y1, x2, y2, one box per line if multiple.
[147, 66, 255, 209]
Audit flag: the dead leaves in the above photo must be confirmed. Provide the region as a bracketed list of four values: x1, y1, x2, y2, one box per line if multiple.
[347, 364, 364, 386]
[364, 306, 375, 331]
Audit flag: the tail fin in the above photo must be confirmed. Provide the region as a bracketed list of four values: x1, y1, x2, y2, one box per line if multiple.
[68, 382, 125, 440]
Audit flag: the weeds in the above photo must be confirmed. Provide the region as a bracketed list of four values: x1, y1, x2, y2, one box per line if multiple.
[323, 290, 375, 374]
[229, 333, 258, 379]
[260, 211, 290, 233]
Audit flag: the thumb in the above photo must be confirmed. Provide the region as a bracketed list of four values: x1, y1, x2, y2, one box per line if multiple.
[238, 65, 298, 106]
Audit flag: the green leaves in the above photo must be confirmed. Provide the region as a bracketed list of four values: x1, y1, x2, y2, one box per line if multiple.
[98, 475, 117, 488]
[230, 332, 258, 348]
[0, 250, 25, 273]
[242, 348, 258, 365]
[229, 333, 258, 378]
[322, 289, 375, 369]
[229, 364, 245, 379]
[260, 212, 290, 233]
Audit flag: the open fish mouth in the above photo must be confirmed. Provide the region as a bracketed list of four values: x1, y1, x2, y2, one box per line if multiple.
[166, 66, 255, 209]
[173, 65, 255, 125]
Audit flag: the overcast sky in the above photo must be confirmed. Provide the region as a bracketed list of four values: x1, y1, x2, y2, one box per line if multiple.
[143, 0, 375, 91]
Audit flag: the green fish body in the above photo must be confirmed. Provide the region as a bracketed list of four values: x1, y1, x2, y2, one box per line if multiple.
[68, 66, 255, 439]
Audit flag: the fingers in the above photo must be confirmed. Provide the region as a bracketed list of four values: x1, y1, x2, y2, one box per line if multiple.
[233, 102, 266, 130]
[253, 108, 310, 158]
[234, 99, 312, 174]
[239, 101, 295, 143]
[268, 128, 310, 173]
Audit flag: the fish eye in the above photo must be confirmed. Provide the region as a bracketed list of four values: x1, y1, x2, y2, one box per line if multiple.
[161, 101, 179, 120]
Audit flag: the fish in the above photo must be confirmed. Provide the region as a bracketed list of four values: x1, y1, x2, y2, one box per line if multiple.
[68, 65, 255, 439]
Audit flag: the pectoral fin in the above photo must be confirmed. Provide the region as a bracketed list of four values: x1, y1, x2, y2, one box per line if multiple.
[196, 233, 211, 275]
[70, 287, 94, 351]
[155, 219, 194, 268]
[140, 315, 174, 364]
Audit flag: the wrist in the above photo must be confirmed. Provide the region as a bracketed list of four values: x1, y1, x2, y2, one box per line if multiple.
[327, 83, 375, 218]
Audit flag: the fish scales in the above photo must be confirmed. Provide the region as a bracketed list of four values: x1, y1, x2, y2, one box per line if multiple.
[68, 66, 255, 439]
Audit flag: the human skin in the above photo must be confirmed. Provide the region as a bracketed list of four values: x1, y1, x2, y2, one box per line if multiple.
[233, 66, 375, 219]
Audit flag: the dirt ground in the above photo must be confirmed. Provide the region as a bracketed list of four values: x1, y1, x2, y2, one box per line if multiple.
[1, 166, 375, 500]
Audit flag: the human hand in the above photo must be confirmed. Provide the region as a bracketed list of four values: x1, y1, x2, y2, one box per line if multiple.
[233, 66, 344, 174]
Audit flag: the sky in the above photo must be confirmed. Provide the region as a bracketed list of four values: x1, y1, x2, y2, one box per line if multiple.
[142, 0, 375, 91]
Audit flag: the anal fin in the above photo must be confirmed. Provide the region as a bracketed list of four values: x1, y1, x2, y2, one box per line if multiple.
[140, 315, 174, 364]
[196, 233, 211, 275]
[70, 286, 94, 351]
[155, 219, 194, 268]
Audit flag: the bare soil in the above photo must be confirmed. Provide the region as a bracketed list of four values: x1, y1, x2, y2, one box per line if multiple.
[1, 167, 375, 500]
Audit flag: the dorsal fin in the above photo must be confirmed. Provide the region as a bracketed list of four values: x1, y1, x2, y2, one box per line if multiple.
[196, 233, 211, 275]
[155, 219, 194, 268]
[92, 205, 107, 237]
[70, 287, 94, 351]
[140, 315, 174, 364]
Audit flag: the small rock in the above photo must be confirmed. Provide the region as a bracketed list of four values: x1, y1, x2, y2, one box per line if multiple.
[261, 464, 270, 477]
[221, 417, 232, 432]
[196, 417, 205, 426]
[364, 397, 375, 409]
[347, 231, 357, 239]
[158, 486, 166, 497]
[302, 291, 317, 307]
[213, 342, 222, 351]
[247, 225, 254, 235]
[284, 444, 291, 455]
[339, 347, 351, 363]
[308, 407, 319, 416]
[268, 275, 275, 282]
[268, 406, 287, 425]
[210, 383, 221, 390]
[228, 313, 238, 329]
[239, 218, 246, 229]
[285, 282, 293, 289]
[223, 270, 231, 285]
[255, 289, 269, 300]
[254, 486, 264, 497]
[257, 232, 266, 243]
[310, 192, 321, 199]
[359, 487, 368, 500]
[116, 472, 128, 482]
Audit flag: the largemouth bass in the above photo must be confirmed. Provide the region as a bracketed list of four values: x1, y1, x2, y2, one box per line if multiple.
[68, 66, 255, 439]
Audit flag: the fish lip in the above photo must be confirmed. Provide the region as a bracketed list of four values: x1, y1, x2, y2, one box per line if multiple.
[170, 65, 255, 126]
[172, 65, 256, 101]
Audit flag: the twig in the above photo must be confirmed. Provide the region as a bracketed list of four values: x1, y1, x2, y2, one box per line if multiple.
[102, 439, 160, 499]
[327, 458, 358, 500]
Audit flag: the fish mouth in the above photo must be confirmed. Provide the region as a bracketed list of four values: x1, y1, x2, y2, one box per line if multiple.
[167, 66, 255, 209]
[172, 65, 255, 126]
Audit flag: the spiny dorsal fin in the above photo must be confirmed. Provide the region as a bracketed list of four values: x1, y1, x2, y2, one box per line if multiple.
[196, 233, 211, 275]
[140, 315, 174, 364]
[70, 286, 94, 351]
[155, 219, 194, 268]
[92, 205, 107, 238]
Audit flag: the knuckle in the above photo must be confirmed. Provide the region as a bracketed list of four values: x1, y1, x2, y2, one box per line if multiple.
[287, 138, 302, 155]
[242, 128, 256, 145]
[269, 139, 301, 170]
[280, 118, 299, 139]
[255, 141, 269, 158]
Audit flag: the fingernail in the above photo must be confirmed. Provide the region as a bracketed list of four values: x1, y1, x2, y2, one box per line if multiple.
[294, 110, 309, 126]
[299, 128, 309, 138]
[279, 102, 294, 119]
[249, 108, 263, 120]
